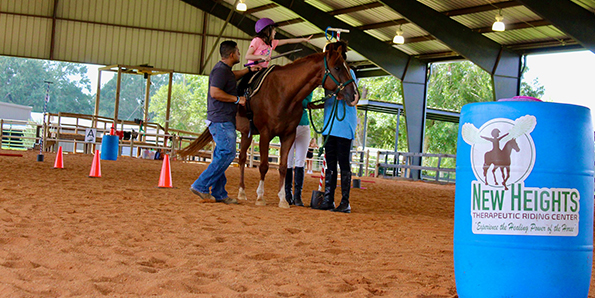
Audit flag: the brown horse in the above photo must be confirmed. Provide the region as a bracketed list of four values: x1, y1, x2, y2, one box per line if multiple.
[483, 138, 520, 190]
[179, 42, 359, 208]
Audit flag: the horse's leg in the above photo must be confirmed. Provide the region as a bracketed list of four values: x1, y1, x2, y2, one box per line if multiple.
[277, 133, 296, 209]
[502, 166, 510, 190]
[492, 167, 498, 185]
[483, 163, 490, 185]
[237, 132, 252, 200]
[255, 135, 271, 206]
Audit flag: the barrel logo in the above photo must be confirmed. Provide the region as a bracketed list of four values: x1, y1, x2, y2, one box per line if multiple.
[462, 115, 580, 236]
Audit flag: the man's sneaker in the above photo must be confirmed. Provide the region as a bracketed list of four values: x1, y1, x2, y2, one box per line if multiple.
[218, 197, 239, 204]
[190, 187, 214, 200]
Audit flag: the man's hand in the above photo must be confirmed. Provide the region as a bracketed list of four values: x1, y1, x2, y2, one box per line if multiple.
[249, 65, 262, 72]
[237, 96, 247, 106]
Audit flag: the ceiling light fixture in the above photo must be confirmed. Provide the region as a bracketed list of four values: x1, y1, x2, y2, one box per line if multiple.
[393, 25, 404, 45]
[236, 0, 247, 12]
[492, 9, 505, 32]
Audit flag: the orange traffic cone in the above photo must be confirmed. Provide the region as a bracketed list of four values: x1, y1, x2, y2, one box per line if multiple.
[158, 154, 173, 188]
[53, 146, 64, 169]
[89, 150, 102, 178]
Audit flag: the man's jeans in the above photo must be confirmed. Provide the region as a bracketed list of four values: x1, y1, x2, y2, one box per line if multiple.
[191, 122, 236, 200]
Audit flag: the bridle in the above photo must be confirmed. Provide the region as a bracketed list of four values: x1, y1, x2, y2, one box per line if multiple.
[321, 54, 355, 99]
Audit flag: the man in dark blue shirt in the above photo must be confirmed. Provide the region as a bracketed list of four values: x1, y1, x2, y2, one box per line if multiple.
[190, 40, 261, 204]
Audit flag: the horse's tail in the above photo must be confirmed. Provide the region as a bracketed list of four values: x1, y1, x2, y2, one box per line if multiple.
[177, 128, 213, 158]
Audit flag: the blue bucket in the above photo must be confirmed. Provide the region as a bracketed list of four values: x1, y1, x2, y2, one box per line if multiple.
[454, 101, 594, 298]
[101, 135, 119, 161]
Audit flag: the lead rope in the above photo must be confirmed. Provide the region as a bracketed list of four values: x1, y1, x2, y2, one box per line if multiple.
[308, 96, 347, 155]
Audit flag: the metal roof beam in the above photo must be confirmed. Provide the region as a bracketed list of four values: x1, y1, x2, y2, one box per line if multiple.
[246, 1, 384, 17]
[515, 0, 595, 54]
[379, 0, 520, 76]
[181, 0, 317, 63]
[444, 1, 520, 16]
[328, 2, 384, 16]
[343, 1, 519, 32]
[390, 20, 552, 44]
[246, 3, 278, 14]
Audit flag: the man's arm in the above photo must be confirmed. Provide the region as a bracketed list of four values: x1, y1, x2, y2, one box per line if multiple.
[232, 65, 262, 80]
[210, 86, 246, 106]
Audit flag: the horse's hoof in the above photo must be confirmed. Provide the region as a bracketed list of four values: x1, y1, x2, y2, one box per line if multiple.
[255, 199, 266, 206]
[238, 193, 247, 200]
[278, 200, 290, 209]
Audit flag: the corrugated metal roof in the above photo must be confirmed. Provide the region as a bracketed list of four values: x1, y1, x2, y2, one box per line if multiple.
[1, 0, 594, 76]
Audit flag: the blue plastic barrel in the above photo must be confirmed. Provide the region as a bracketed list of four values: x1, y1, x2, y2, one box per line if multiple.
[101, 135, 119, 160]
[454, 101, 594, 298]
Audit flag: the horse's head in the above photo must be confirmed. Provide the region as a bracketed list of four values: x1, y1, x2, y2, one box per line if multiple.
[322, 41, 359, 106]
[507, 138, 520, 152]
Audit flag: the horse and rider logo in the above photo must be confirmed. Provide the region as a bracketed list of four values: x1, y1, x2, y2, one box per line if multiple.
[462, 115, 537, 190]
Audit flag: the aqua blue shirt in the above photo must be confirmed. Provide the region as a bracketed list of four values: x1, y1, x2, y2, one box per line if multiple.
[321, 70, 358, 140]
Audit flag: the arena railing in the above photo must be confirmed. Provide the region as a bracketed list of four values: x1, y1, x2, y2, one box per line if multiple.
[374, 151, 456, 183]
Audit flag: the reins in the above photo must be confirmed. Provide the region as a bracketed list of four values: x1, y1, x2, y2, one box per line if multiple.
[307, 54, 354, 152]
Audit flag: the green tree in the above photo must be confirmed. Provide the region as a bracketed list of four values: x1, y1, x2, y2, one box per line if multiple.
[0, 56, 93, 114]
[427, 61, 493, 110]
[358, 76, 408, 151]
[520, 66, 545, 98]
[149, 75, 209, 132]
[96, 73, 177, 121]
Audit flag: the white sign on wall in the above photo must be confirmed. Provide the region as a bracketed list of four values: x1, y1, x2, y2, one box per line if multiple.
[85, 128, 97, 143]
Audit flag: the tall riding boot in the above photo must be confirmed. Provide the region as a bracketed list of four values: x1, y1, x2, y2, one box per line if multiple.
[293, 167, 305, 206]
[285, 168, 294, 205]
[332, 170, 351, 213]
[313, 169, 336, 210]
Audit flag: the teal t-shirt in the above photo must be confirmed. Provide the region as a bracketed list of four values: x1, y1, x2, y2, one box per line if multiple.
[298, 93, 313, 126]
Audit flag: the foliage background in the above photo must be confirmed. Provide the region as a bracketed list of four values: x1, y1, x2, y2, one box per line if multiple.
[0, 56, 544, 155]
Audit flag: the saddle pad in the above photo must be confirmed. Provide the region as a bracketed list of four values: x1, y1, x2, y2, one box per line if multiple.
[247, 65, 277, 98]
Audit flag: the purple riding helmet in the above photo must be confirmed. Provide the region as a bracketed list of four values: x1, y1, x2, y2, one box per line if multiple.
[255, 18, 277, 33]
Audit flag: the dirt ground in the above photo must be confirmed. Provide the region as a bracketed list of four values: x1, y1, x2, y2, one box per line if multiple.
[0, 149, 592, 297]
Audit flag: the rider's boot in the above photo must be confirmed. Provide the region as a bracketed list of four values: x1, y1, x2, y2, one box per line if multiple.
[284, 167, 294, 205]
[293, 167, 305, 206]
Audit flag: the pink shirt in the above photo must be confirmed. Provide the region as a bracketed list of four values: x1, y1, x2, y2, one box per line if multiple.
[247, 38, 279, 68]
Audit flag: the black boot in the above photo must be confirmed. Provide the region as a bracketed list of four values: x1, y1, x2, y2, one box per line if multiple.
[332, 171, 351, 213]
[313, 170, 336, 210]
[285, 167, 294, 205]
[293, 167, 305, 206]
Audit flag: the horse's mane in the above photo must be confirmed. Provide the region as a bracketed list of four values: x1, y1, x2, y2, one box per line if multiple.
[273, 41, 348, 73]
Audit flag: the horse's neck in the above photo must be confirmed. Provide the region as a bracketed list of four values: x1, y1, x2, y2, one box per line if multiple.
[502, 140, 515, 153]
[275, 54, 325, 100]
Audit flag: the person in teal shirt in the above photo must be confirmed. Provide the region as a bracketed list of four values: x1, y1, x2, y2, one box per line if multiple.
[285, 93, 313, 206]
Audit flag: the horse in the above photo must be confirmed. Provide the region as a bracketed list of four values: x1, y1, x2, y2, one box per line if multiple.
[179, 41, 359, 208]
[483, 138, 520, 190]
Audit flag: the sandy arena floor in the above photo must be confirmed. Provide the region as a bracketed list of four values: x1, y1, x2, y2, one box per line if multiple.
[0, 149, 593, 297]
